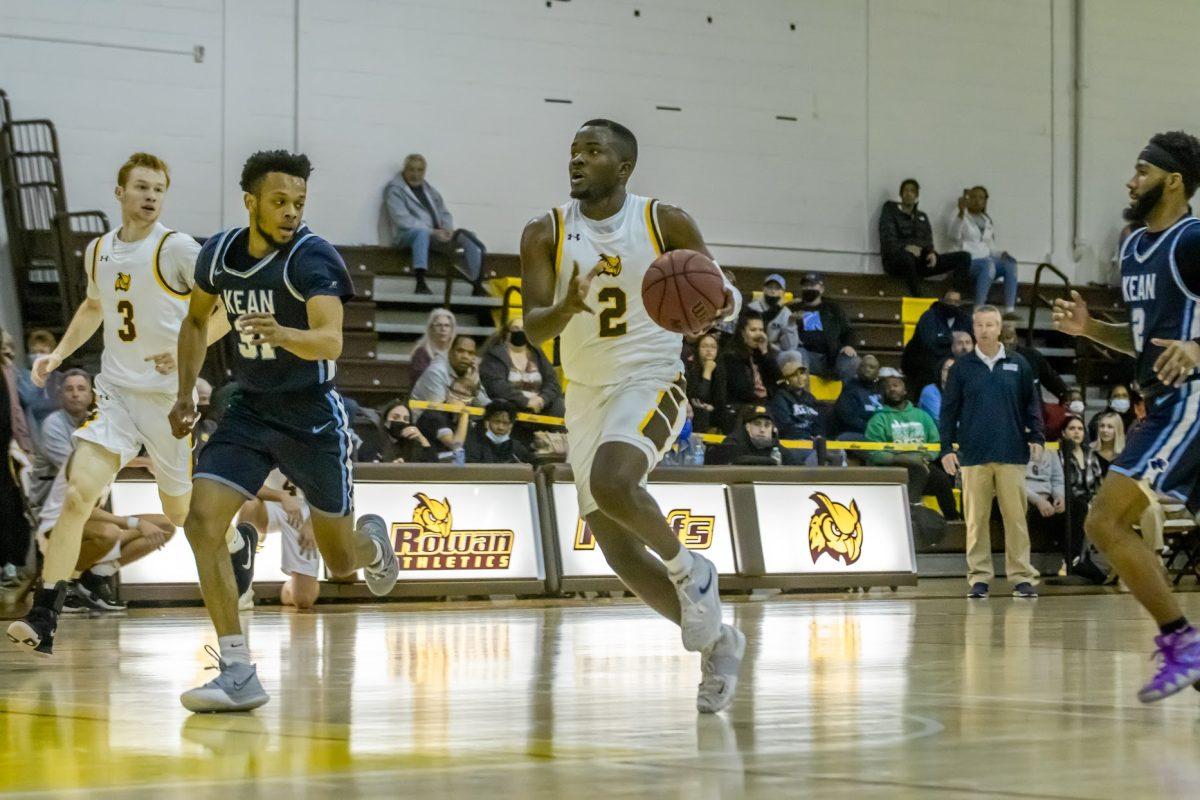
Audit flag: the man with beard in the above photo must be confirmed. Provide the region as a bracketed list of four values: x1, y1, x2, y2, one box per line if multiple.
[865, 369, 957, 519]
[1053, 130, 1200, 703]
[705, 405, 804, 466]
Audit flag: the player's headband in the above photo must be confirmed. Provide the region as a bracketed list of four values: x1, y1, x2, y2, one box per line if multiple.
[1139, 143, 1186, 176]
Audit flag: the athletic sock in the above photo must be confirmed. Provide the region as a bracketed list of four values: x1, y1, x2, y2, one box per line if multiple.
[664, 547, 694, 578]
[218, 634, 251, 666]
[226, 525, 244, 554]
[1160, 617, 1191, 637]
[89, 559, 118, 578]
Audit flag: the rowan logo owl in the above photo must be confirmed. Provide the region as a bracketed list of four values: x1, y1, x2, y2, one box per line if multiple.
[114, 272, 131, 292]
[596, 253, 622, 277]
[808, 492, 863, 566]
[391, 493, 513, 570]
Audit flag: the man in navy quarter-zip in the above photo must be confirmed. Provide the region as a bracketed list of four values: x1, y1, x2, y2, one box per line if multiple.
[939, 305, 1044, 600]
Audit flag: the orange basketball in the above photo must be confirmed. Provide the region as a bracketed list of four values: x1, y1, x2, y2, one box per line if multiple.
[641, 249, 726, 335]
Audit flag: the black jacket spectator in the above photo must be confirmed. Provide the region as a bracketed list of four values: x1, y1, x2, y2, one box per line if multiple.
[832, 358, 883, 437]
[365, 399, 439, 463]
[704, 406, 805, 466]
[769, 385, 824, 440]
[464, 401, 531, 464]
[478, 322, 564, 417]
[878, 180, 973, 296]
[712, 312, 780, 430]
[999, 322, 1069, 401]
[939, 348, 1044, 466]
[879, 199, 934, 256]
[683, 332, 720, 433]
[901, 293, 972, 392]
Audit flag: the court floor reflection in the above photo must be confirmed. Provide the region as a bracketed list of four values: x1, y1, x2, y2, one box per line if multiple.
[2, 590, 1200, 798]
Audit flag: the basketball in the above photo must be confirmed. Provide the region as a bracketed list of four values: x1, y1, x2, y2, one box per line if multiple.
[641, 249, 726, 335]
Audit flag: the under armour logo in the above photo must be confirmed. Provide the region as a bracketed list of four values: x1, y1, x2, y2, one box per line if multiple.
[567, 233, 582, 241]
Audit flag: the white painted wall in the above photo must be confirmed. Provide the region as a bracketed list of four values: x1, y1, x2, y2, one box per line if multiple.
[0, 0, 1187, 303]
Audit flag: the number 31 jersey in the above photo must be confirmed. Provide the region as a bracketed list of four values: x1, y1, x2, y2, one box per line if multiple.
[85, 221, 199, 394]
[552, 193, 683, 388]
[195, 225, 354, 394]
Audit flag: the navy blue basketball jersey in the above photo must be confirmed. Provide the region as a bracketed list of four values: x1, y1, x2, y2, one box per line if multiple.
[1119, 215, 1200, 395]
[195, 225, 354, 393]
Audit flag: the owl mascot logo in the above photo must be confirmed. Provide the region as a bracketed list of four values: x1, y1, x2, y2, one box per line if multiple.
[807, 492, 863, 565]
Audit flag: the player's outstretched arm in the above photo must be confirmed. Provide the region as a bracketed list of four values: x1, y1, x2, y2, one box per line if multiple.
[521, 213, 599, 346]
[34, 244, 105, 386]
[238, 295, 343, 362]
[657, 204, 741, 321]
[1052, 289, 1136, 356]
[170, 286, 218, 438]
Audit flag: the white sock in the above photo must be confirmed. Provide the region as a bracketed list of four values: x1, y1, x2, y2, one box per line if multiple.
[227, 525, 244, 554]
[664, 547, 694, 577]
[218, 634, 251, 666]
[370, 539, 384, 568]
[89, 559, 118, 577]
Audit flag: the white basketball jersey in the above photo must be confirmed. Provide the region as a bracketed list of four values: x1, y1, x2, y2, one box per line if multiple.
[85, 222, 198, 394]
[552, 193, 683, 387]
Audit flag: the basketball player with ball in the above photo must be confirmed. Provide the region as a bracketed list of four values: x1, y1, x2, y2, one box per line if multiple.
[521, 119, 745, 713]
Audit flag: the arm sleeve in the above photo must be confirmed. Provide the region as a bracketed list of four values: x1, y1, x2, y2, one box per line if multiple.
[864, 413, 886, 443]
[409, 363, 448, 409]
[939, 365, 962, 457]
[40, 415, 75, 470]
[878, 204, 900, 253]
[917, 214, 935, 251]
[919, 409, 940, 444]
[1050, 453, 1065, 501]
[193, 236, 222, 295]
[383, 181, 424, 231]
[430, 185, 454, 230]
[947, 213, 966, 248]
[1174, 223, 1200, 298]
[1023, 364, 1046, 444]
[478, 352, 525, 407]
[292, 240, 354, 302]
[832, 303, 853, 348]
[163, 233, 202, 292]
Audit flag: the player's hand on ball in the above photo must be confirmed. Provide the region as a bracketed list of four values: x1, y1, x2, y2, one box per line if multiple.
[144, 351, 176, 375]
[31, 352, 62, 388]
[1051, 290, 1089, 336]
[1151, 338, 1200, 387]
[237, 313, 288, 346]
[168, 396, 198, 439]
[560, 261, 601, 315]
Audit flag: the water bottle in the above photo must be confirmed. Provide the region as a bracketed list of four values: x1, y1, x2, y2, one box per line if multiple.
[770, 446, 783, 466]
[691, 439, 706, 466]
[453, 447, 466, 465]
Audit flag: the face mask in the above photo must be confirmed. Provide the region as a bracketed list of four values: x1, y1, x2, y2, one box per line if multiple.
[800, 289, 821, 304]
[387, 420, 411, 439]
[763, 295, 781, 309]
[508, 330, 528, 348]
[485, 429, 511, 445]
[1110, 398, 1130, 414]
[1068, 400, 1085, 414]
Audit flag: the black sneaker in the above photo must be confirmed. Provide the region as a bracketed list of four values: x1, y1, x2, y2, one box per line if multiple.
[413, 272, 432, 295]
[61, 581, 93, 614]
[80, 570, 126, 611]
[470, 281, 489, 297]
[231, 523, 259, 599]
[966, 582, 990, 599]
[7, 606, 58, 656]
[1012, 582, 1039, 598]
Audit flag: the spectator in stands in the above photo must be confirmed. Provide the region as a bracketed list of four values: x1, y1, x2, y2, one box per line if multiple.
[949, 186, 1018, 313]
[747, 273, 794, 354]
[1025, 443, 1066, 568]
[940, 305, 1044, 598]
[411, 334, 489, 418]
[384, 154, 486, 296]
[1092, 411, 1125, 476]
[712, 311, 781, 430]
[375, 399, 437, 463]
[784, 272, 859, 382]
[1087, 384, 1137, 441]
[685, 332, 720, 433]
[409, 308, 457, 382]
[769, 352, 823, 441]
[879, 178, 972, 296]
[865, 370, 958, 518]
[832, 354, 882, 438]
[30, 369, 92, 506]
[479, 317, 564, 418]
[1042, 386, 1086, 442]
[17, 328, 60, 432]
[704, 405, 804, 466]
[901, 288, 972, 392]
[0, 346, 31, 590]
[951, 330, 974, 358]
[999, 321, 1068, 400]
[465, 400, 532, 464]
[918, 356, 955, 422]
[1060, 414, 1103, 569]
[0, 329, 34, 455]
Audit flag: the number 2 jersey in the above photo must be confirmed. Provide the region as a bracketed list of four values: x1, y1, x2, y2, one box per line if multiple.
[1119, 215, 1200, 397]
[85, 221, 200, 394]
[195, 225, 354, 394]
[552, 193, 683, 387]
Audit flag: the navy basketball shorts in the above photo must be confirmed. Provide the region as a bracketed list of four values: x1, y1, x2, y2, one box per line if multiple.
[1110, 382, 1200, 502]
[195, 387, 355, 516]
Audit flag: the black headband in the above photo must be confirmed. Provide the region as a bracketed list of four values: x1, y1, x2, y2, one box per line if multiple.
[1140, 143, 1186, 175]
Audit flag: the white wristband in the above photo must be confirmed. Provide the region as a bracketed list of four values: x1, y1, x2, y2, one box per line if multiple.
[126, 516, 138, 530]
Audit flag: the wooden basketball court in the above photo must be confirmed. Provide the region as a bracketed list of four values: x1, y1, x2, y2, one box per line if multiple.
[2, 582, 1199, 799]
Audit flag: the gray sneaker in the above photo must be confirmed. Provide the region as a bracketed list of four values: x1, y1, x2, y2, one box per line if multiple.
[359, 514, 398, 596]
[674, 552, 723, 652]
[180, 645, 269, 713]
[697, 623, 747, 714]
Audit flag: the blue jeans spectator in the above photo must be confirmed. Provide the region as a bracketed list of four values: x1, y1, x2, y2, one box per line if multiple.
[397, 227, 484, 283]
[970, 254, 1018, 310]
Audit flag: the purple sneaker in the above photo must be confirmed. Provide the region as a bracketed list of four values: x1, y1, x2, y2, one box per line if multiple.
[1138, 628, 1200, 703]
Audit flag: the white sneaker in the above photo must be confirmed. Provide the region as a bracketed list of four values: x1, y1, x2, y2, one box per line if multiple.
[673, 552, 722, 652]
[238, 587, 254, 611]
[697, 624, 746, 714]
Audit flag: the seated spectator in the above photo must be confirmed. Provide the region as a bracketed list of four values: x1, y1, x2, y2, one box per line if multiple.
[918, 357, 955, 422]
[712, 311, 781, 430]
[0, 343, 30, 589]
[1092, 411, 1125, 476]
[1042, 386, 1086, 443]
[951, 329, 975, 358]
[684, 332, 720, 433]
[409, 308, 457, 382]
[1087, 384, 1137, 441]
[879, 179, 972, 296]
[479, 317, 564, 418]
[1060, 414, 1102, 571]
[384, 154, 486, 296]
[949, 186, 1018, 313]
[411, 334, 490, 419]
[1025, 443, 1066, 569]
[704, 405, 804, 466]
[371, 399, 437, 463]
[465, 400, 532, 464]
[865, 370, 957, 518]
[901, 288, 972, 392]
[832, 354, 882, 438]
[747, 273, 793, 354]
[17, 328, 61, 432]
[999, 321, 1069, 401]
[1, 328, 34, 455]
[30, 369, 92, 507]
[769, 353, 823, 441]
[782, 272, 859, 382]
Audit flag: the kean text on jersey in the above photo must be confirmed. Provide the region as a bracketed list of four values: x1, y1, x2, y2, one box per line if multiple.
[1122, 273, 1156, 303]
[222, 288, 276, 316]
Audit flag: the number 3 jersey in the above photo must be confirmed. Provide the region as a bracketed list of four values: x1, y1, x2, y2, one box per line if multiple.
[195, 225, 354, 394]
[552, 193, 683, 387]
[1119, 215, 1200, 396]
[85, 221, 200, 394]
